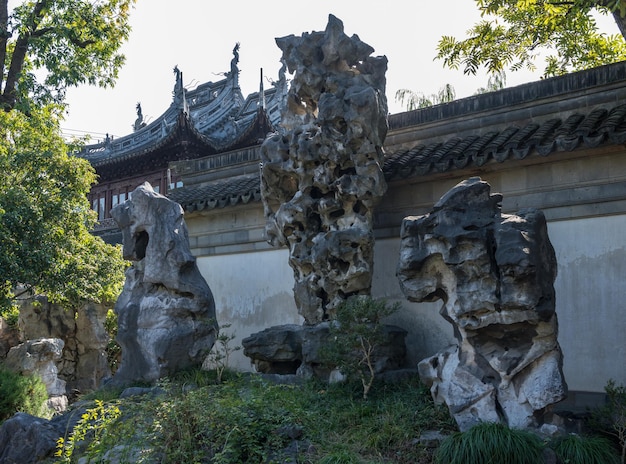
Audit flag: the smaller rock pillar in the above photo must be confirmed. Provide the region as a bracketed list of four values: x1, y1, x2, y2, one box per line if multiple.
[397, 177, 567, 431]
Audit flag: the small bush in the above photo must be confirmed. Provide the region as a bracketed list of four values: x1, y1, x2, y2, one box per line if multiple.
[104, 308, 121, 374]
[317, 448, 361, 464]
[434, 422, 544, 464]
[0, 367, 49, 422]
[321, 296, 401, 400]
[589, 379, 626, 463]
[549, 434, 620, 464]
[55, 399, 122, 463]
[46, 371, 454, 463]
[204, 322, 241, 383]
[152, 377, 297, 463]
[0, 303, 19, 329]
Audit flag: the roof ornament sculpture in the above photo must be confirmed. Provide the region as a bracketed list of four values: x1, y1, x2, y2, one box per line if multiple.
[230, 42, 240, 88]
[172, 65, 184, 106]
[258, 68, 266, 109]
[171, 65, 189, 113]
[277, 58, 287, 85]
[133, 102, 146, 132]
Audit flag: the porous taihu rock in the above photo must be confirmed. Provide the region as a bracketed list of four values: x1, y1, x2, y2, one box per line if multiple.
[260, 14, 388, 324]
[397, 177, 567, 431]
[110, 182, 218, 385]
[242, 323, 406, 379]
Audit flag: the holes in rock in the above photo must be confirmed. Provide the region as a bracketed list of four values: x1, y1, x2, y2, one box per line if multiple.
[310, 187, 323, 199]
[329, 257, 350, 274]
[134, 230, 149, 260]
[316, 288, 329, 305]
[270, 360, 302, 375]
[336, 166, 356, 177]
[352, 200, 368, 215]
[307, 213, 321, 232]
[329, 208, 345, 220]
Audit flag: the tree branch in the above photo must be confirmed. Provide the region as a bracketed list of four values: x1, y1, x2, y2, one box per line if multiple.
[31, 26, 97, 49]
[1, 0, 51, 111]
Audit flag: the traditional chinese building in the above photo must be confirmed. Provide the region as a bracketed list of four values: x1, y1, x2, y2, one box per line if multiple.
[79, 45, 288, 243]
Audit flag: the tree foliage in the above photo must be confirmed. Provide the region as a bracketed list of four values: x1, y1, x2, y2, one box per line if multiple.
[0, 1, 132, 309]
[395, 83, 457, 111]
[395, 72, 506, 111]
[436, 0, 626, 78]
[0, 105, 126, 309]
[0, 0, 135, 112]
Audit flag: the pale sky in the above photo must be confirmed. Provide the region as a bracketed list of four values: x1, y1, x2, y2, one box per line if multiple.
[59, 0, 618, 142]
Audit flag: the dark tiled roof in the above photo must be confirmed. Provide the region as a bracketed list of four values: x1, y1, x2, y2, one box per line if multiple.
[383, 103, 626, 180]
[169, 101, 626, 212]
[168, 175, 261, 212]
[386, 61, 626, 131]
[78, 71, 288, 169]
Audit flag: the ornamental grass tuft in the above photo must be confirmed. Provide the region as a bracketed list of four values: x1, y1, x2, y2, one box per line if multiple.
[433, 421, 544, 464]
[549, 433, 620, 464]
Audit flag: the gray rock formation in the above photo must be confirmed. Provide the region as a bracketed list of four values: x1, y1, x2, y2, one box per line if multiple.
[110, 182, 218, 385]
[0, 318, 20, 359]
[242, 323, 406, 380]
[260, 14, 388, 324]
[5, 338, 67, 412]
[17, 297, 110, 396]
[0, 413, 67, 464]
[0, 407, 87, 464]
[397, 177, 567, 431]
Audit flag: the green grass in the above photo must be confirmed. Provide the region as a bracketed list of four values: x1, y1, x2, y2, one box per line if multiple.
[56, 370, 623, 464]
[59, 370, 455, 463]
[549, 434, 620, 464]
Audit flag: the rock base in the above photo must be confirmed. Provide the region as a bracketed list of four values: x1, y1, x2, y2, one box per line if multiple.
[242, 323, 407, 381]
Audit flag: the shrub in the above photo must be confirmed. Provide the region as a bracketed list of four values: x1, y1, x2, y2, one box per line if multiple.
[549, 434, 620, 464]
[433, 422, 544, 464]
[0, 303, 19, 329]
[590, 379, 626, 463]
[321, 296, 401, 400]
[47, 371, 455, 463]
[104, 308, 121, 374]
[55, 399, 122, 463]
[152, 377, 298, 463]
[317, 448, 361, 463]
[0, 367, 49, 422]
[204, 322, 241, 383]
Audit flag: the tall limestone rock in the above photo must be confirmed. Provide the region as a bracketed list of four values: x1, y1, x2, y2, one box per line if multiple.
[397, 177, 567, 431]
[260, 14, 388, 324]
[110, 182, 218, 385]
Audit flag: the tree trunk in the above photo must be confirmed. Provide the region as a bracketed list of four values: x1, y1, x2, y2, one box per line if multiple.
[1, 33, 29, 110]
[611, 8, 626, 40]
[0, 0, 49, 111]
[0, 0, 8, 95]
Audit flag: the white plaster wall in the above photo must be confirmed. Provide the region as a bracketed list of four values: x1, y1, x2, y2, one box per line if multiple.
[371, 238, 455, 365]
[194, 215, 626, 392]
[370, 216, 626, 393]
[196, 248, 301, 371]
[548, 215, 626, 392]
